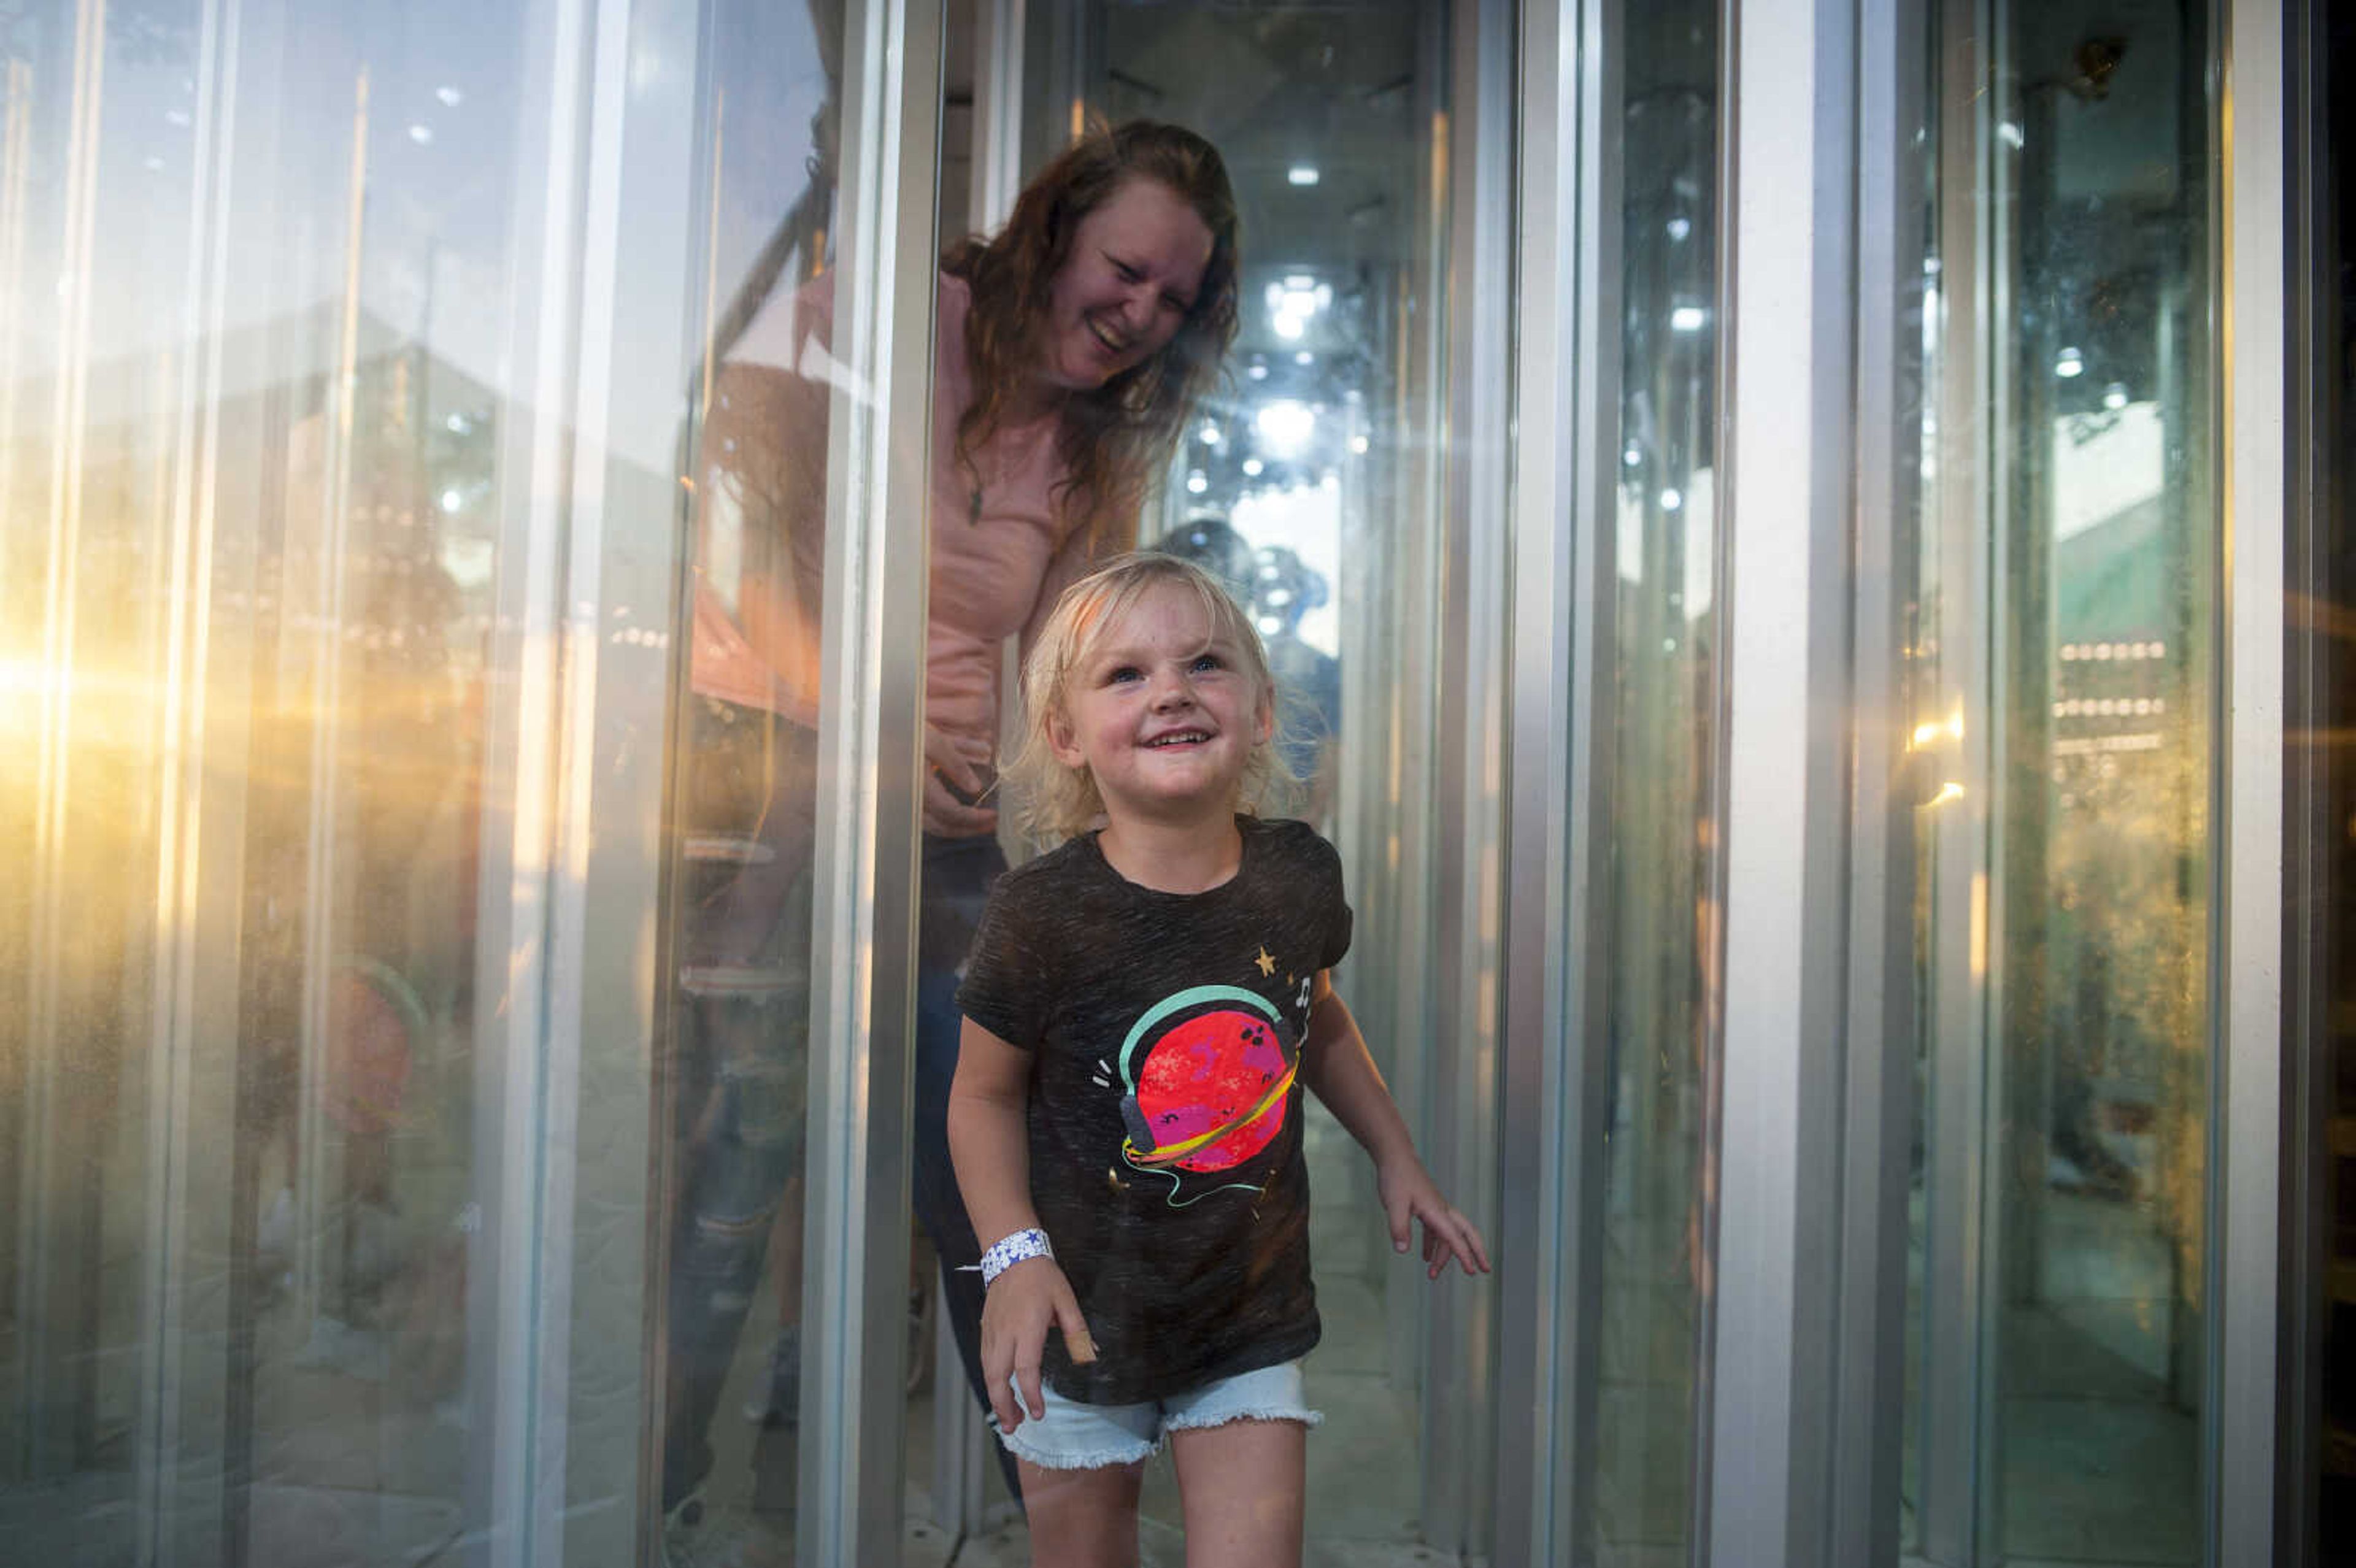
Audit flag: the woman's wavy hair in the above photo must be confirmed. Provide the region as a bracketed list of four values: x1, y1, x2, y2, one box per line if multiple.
[1009, 552, 1290, 845]
[942, 121, 1241, 553]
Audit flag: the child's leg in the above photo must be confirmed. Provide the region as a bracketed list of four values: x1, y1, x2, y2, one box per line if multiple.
[1018, 1459, 1144, 1568]
[1168, 1420, 1306, 1568]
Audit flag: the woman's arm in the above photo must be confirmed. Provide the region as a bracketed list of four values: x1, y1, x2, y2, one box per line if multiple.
[1297, 972, 1493, 1280]
[947, 1018, 1095, 1428]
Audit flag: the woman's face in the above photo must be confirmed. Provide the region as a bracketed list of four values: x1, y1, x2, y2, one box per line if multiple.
[1035, 177, 1217, 396]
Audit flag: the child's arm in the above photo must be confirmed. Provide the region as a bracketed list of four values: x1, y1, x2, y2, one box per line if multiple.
[946, 1017, 1096, 1431]
[1298, 972, 1493, 1280]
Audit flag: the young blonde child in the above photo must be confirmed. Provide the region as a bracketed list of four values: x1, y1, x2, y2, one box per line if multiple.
[946, 552, 1490, 1568]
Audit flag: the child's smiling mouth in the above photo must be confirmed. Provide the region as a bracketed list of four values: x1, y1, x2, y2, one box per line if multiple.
[1144, 729, 1211, 748]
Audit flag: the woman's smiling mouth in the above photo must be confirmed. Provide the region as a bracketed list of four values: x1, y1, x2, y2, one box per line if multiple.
[1087, 315, 1131, 355]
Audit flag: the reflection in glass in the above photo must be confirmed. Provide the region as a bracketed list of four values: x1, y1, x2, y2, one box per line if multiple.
[2291, 4, 2356, 1550]
[1904, 1, 2215, 1561]
[4, 2, 532, 1556]
[1588, 4, 1720, 1561]
[1082, 1, 1448, 1555]
[655, 2, 841, 1556]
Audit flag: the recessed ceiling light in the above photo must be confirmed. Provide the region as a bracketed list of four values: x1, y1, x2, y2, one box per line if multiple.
[1288, 164, 1320, 186]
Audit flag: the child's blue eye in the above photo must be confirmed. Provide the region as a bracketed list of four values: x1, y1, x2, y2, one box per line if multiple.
[1190, 653, 1223, 674]
[1107, 665, 1143, 684]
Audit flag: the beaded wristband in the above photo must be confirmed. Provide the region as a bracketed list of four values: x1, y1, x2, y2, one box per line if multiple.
[979, 1227, 1053, 1286]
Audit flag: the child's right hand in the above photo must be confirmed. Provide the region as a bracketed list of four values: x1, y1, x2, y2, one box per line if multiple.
[979, 1256, 1096, 1432]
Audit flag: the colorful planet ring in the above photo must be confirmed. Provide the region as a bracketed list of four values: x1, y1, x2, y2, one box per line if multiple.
[1118, 985, 1296, 1175]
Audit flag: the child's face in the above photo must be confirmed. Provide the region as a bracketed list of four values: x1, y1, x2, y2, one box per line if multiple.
[1047, 582, 1271, 827]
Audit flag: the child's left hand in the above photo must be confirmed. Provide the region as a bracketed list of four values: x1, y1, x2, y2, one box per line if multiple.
[1378, 1156, 1492, 1280]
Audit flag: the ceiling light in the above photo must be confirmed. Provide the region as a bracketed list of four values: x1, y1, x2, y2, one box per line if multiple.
[1669, 305, 1708, 332]
[2054, 347, 2084, 379]
[1242, 457, 1265, 477]
[1288, 164, 1320, 186]
[1255, 400, 1316, 458]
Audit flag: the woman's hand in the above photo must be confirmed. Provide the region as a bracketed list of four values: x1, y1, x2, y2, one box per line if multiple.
[1377, 1155, 1493, 1282]
[979, 1255, 1096, 1431]
[923, 723, 998, 837]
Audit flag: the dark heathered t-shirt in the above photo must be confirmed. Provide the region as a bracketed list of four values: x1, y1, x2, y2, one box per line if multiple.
[956, 815, 1352, 1405]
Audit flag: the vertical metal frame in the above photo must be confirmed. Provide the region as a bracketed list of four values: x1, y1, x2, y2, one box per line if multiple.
[457, 0, 663, 1556]
[1420, 0, 1515, 1550]
[2209, 0, 2286, 1559]
[1358, 0, 1451, 1399]
[1494, 0, 1619, 1561]
[1915, 0, 1998, 1555]
[968, 0, 1026, 230]
[2281, 2, 2330, 1559]
[1833, 2, 1927, 1564]
[936, 0, 1025, 1538]
[133, 0, 246, 1555]
[1703, 0, 1861, 1561]
[794, 0, 941, 1561]
[558, 0, 711, 1554]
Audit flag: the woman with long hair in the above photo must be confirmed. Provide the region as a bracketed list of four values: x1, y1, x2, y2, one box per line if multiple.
[664, 120, 1241, 1550]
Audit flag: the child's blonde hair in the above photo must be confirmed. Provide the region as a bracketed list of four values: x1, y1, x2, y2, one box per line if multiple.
[1010, 551, 1289, 843]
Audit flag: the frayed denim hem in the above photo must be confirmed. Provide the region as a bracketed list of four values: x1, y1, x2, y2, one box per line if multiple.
[1160, 1404, 1323, 1434]
[995, 1424, 1158, 1471]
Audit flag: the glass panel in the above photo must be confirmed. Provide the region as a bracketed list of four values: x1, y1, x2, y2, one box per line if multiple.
[1905, 1, 2218, 1561]
[1590, 4, 1721, 1562]
[916, 3, 1482, 1558]
[652, 1, 844, 1556]
[1093, 6, 1452, 1556]
[3, 0, 560, 1556]
[0, 0, 937, 1558]
[2290, 0, 2356, 1551]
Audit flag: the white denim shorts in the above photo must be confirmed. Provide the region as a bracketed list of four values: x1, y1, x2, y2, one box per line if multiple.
[993, 1358, 1322, 1471]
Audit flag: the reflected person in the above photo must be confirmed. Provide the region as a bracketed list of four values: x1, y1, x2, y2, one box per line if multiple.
[1249, 545, 1340, 830]
[666, 119, 1241, 1535]
[1147, 521, 1341, 829]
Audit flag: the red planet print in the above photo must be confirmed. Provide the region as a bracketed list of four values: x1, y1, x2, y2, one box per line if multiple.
[1132, 1009, 1292, 1172]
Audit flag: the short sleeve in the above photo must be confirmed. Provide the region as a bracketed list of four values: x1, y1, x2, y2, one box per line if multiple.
[1317, 835, 1353, 972]
[955, 873, 1050, 1050]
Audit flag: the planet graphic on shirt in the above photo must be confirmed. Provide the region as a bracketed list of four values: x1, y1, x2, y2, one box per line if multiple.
[1118, 985, 1297, 1178]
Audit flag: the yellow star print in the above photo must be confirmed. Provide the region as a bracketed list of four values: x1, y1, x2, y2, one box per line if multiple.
[1253, 945, 1277, 977]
